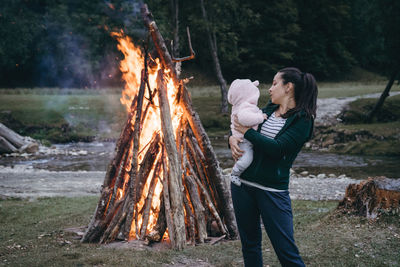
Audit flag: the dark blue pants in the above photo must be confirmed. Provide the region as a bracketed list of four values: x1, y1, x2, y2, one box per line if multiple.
[231, 183, 305, 267]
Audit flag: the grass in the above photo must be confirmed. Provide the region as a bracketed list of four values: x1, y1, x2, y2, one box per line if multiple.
[0, 197, 398, 266]
[186, 81, 400, 99]
[339, 94, 400, 123]
[0, 92, 126, 143]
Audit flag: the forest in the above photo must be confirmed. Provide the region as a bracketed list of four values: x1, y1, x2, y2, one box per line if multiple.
[1, 0, 399, 88]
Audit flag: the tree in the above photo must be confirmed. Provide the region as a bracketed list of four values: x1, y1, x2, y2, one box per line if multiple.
[366, 0, 400, 121]
[199, 0, 229, 113]
[294, 0, 354, 78]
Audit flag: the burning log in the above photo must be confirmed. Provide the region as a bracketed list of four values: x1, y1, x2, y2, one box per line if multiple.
[156, 69, 186, 249]
[81, 4, 237, 249]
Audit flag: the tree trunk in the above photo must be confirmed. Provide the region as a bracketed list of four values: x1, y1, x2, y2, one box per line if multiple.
[0, 123, 25, 149]
[170, 0, 181, 77]
[0, 136, 17, 153]
[199, 0, 229, 114]
[366, 69, 399, 122]
[338, 177, 400, 219]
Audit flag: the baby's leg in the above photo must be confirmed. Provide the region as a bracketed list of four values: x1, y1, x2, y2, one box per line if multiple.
[231, 140, 254, 186]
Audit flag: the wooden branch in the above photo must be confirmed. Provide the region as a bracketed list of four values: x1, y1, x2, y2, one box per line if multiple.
[161, 149, 175, 245]
[192, 171, 228, 236]
[81, 192, 121, 243]
[106, 143, 131, 216]
[185, 134, 215, 202]
[140, 160, 161, 239]
[209, 234, 226, 245]
[100, 197, 128, 243]
[366, 69, 400, 122]
[182, 183, 196, 245]
[156, 69, 186, 249]
[123, 133, 161, 237]
[183, 105, 237, 239]
[145, 191, 167, 243]
[142, 4, 178, 81]
[171, 27, 195, 62]
[122, 69, 147, 238]
[185, 174, 208, 243]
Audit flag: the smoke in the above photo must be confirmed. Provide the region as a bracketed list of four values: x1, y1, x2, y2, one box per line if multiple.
[33, 0, 149, 143]
[35, 0, 146, 89]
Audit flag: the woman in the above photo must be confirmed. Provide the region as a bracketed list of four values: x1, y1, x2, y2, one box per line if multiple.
[229, 67, 318, 267]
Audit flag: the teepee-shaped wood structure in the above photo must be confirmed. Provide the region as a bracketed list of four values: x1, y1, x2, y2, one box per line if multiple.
[81, 4, 237, 249]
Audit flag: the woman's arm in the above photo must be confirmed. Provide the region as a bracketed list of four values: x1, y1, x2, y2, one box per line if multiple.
[244, 118, 313, 159]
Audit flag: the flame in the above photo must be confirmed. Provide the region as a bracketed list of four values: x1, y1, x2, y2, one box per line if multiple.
[112, 30, 184, 240]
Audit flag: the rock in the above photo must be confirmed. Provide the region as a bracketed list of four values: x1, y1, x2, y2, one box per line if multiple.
[300, 171, 309, 176]
[328, 173, 336, 178]
[305, 142, 311, 148]
[322, 138, 335, 147]
[309, 174, 316, 178]
[338, 174, 347, 179]
[290, 168, 296, 175]
[20, 142, 39, 154]
[317, 173, 326, 179]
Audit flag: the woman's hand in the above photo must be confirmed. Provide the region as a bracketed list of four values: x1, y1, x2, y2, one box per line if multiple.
[233, 115, 251, 135]
[229, 135, 244, 161]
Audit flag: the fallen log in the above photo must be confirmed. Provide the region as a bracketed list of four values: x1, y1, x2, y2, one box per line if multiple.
[0, 123, 39, 154]
[0, 123, 25, 148]
[0, 136, 17, 153]
[338, 177, 400, 219]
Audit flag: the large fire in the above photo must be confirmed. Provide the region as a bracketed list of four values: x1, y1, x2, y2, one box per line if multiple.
[111, 31, 184, 239]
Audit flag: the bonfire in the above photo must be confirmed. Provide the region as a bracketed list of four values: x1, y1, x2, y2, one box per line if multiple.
[81, 4, 237, 249]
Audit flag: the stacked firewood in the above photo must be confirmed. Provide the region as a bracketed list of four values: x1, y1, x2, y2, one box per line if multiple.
[81, 4, 237, 249]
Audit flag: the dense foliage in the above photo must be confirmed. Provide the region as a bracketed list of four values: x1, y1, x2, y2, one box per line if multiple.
[0, 0, 398, 87]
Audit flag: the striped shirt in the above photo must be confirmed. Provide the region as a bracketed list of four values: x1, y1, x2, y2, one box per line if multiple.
[260, 112, 287, 139]
[240, 111, 287, 192]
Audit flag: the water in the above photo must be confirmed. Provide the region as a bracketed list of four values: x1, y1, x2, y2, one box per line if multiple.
[0, 141, 399, 179]
[0, 142, 115, 172]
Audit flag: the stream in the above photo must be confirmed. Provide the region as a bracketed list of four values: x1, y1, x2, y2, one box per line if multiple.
[0, 140, 398, 179]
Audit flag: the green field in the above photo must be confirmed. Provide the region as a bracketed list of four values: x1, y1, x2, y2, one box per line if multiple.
[0, 197, 398, 266]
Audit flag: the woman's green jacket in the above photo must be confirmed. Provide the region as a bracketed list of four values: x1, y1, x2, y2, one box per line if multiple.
[241, 102, 314, 190]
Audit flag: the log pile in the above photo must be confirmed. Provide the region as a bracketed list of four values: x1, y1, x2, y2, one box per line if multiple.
[0, 123, 39, 154]
[338, 177, 400, 219]
[81, 4, 237, 249]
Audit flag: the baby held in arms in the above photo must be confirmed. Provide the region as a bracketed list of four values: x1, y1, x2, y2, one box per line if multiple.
[228, 79, 266, 186]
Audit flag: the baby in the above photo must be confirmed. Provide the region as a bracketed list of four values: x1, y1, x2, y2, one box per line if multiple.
[228, 79, 266, 186]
